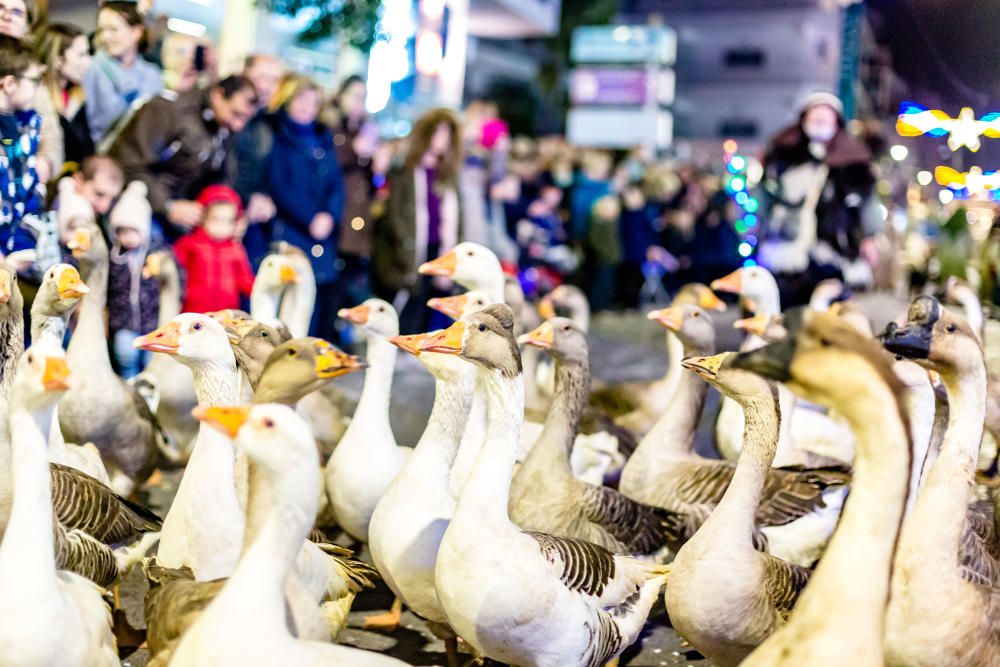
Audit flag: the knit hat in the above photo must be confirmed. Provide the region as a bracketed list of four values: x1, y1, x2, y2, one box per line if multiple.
[799, 91, 844, 116]
[109, 181, 152, 243]
[196, 184, 244, 219]
[57, 177, 95, 242]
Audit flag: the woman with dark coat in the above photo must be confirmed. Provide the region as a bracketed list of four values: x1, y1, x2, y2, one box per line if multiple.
[266, 73, 344, 340]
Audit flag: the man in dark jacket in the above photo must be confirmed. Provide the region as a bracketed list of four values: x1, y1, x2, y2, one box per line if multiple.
[106, 75, 257, 240]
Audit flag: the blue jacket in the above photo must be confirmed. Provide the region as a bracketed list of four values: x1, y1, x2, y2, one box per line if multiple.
[0, 110, 43, 254]
[266, 111, 345, 285]
[569, 174, 610, 242]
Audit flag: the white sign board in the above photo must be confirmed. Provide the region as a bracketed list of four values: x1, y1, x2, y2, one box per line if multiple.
[567, 107, 673, 149]
[571, 25, 677, 65]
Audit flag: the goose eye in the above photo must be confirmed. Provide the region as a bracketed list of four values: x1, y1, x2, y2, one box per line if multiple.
[562, 325, 571, 331]
[263, 418, 274, 428]
[261, 331, 268, 337]
[895, 354, 903, 361]
[26, 354, 33, 364]
[466, 250, 474, 257]
[378, 306, 385, 312]
[287, 349, 297, 356]
[478, 323, 487, 332]
[193, 323, 203, 331]
[692, 312, 700, 317]
[946, 323, 957, 333]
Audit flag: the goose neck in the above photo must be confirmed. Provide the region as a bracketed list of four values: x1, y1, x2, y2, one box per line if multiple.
[191, 357, 241, 407]
[415, 365, 475, 469]
[632, 360, 708, 464]
[522, 357, 587, 478]
[900, 380, 936, 518]
[158, 271, 182, 325]
[355, 336, 396, 422]
[250, 288, 282, 322]
[68, 260, 109, 364]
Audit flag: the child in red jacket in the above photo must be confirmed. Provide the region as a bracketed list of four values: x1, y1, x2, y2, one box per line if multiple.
[173, 185, 255, 313]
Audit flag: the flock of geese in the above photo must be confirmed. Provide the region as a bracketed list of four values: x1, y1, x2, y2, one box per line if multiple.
[0, 219, 997, 667]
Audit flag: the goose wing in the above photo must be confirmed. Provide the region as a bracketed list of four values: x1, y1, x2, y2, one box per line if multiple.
[50, 463, 162, 544]
[756, 466, 851, 527]
[53, 522, 119, 588]
[761, 553, 811, 619]
[579, 483, 689, 554]
[960, 502, 1000, 588]
[525, 531, 619, 599]
[144, 562, 225, 659]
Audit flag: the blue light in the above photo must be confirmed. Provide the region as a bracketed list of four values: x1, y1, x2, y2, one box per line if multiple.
[744, 198, 759, 213]
[730, 155, 746, 171]
[735, 192, 749, 206]
[744, 214, 757, 226]
[738, 242, 752, 257]
[746, 235, 757, 245]
[730, 177, 746, 192]
[743, 258, 757, 268]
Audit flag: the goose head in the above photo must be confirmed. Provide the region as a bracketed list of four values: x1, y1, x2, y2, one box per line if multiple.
[338, 298, 399, 339]
[142, 250, 180, 284]
[0, 261, 24, 319]
[66, 224, 108, 272]
[34, 264, 88, 319]
[682, 351, 774, 406]
[519, 317, 588, 366]
[880, 295, 983, 380]
[209, 309, 251, 325]
[255, 338, 364, 405]
[254, 253, 300, 297]
[539, 285, 591, 332]
[731, 307, 902, 412]
[390, 331, 470, 380]
[711, 266, 780, 315]
[647, 304, 716, 355]
[672, 282, 727, 312]
[419, 242, 504, 296]
[12, 341, 72, 410]
[427, 290, 493, 320]
[809, 278, 850, 312]
[134, 313, 235, 369]
[419, 303, 522, 378]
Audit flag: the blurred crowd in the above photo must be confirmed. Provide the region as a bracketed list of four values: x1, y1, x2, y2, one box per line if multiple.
[0, 0, 889, 379]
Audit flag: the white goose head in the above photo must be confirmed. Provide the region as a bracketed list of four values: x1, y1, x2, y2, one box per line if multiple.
[338, 298, 399, 339]
[254, 254, 299, 296]
[12, 341, 71, 410]
[134, 313, 235, 369]
[712, 266, 780, 316]
[426, 290, 493, 320]
[419, 242, 504, 300]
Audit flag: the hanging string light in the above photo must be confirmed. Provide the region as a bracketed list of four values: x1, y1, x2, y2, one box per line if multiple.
[723, 140, 761, 267]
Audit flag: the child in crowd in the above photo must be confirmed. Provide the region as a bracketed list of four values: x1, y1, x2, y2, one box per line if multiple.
[173, 185, 254, 313]
[107, 180, 162, 377]
[0, 35, 46, 268]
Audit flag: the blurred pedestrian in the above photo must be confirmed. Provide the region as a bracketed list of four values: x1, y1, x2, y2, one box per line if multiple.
[373, 107, 461, 332]
[265, 73, 344, 340]
[54, 155, 124, 246]
[35, 22, 93, 170]
[84, 0, 162, 145]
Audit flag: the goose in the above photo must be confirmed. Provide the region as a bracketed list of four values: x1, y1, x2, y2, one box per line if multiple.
[136, 250, 199, 459]
[807, 278, 849, 312]
[665, 351, 810, 667]
[250, 244, 316, 338]
[729, 308, 912, 666]
[135, 313, 245, 581]
[367, 329, 475, 645]
[0, 345, 118, 667]
[619, 305, 848, 567]
[510, 317, 689, 554]
[881, 295, 1000, 667]
[144, 341, 373, 661]
[324, 299, 410, 542]
[29, 263, 110, 483]
[539, 284, 591, 332]
[59, 225, 168, 496]
[166, 404, 408, 667]
[588, 283, 727, 436]
[421, 305, 670, 667]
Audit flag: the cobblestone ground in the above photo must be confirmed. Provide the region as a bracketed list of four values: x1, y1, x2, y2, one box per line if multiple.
[121, 292, 913, 666]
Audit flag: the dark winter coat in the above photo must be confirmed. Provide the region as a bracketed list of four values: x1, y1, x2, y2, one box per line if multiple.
[332, 115, 375, 257]
[107, 238, 164, 335]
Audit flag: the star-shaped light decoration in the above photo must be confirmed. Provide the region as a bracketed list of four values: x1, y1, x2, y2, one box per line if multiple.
[934, 165, 1000, 200]
[897, 102, 1000, 153]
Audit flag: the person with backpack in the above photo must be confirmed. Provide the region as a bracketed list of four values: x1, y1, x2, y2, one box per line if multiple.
[83, 0, 162, 145]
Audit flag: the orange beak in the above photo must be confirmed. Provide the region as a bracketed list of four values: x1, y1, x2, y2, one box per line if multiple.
[418, 250, 457, 277]
[279, 263, 299, 284]
[42, 356, 71, 392]
[193, 405, 251, 439]
[338, 304, 370, 325]
[419, 321, 466, 355]
[143, 253, 162, 279]
[314, 342, 366, 379]
[518, 321, 555, 349]
[734, 313, 769, 338]
[0, 269, 12, 304]
[67, 228, 91, 258]
[134, 322, 182, 354]
[710, 269, 742, 295]
[698, 289, 726, 312]
[427, 294, 467, 319]
[648, 306, 684, 332]
[538, 295, 556, 320]
[389, 332, 433, 356]
[57, 266, 89, 300]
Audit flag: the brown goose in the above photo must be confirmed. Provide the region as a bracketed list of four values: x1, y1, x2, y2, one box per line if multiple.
[510, 317, 692, 555]
[58, 225, 168, 496]
[619, 305, 849, 567]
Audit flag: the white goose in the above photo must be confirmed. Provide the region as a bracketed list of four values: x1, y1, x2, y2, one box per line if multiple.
[135, 314, 245, 581]
[424, 305, 669, 667]
[325, 299, 409, 542]
[250, 245, 316, 338]
[0, 345, 117, 667]
[167, 404, 407, 667]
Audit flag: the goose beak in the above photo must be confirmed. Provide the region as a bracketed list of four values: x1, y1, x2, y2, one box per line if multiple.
[314, 344, 366, 379]
[0, 269, 11, 303]
[710, 269, 742, 295]
[67, 228, 91, 257]
[279, 264, 299, 284]
[418, 250, 457, 277]
[427, 294, 467, 319]
[193, 405, 251, 439]
[42, 356, 71, 392]
[538, 295, 556, 320]
[730, 338, 794, 382]
[143, 253, 161, 279]
[880, 322, 932, 360]
[135, 322, 182, 353]
[419, 321, 465, 355]
[648, 306, 684, 332]
[698, 289, 727, 312]
[57, 266, 89, 299]
[734, 313, 769, 337]
[681, 352, 727, 380]
[338, 304, 370, 326]
[389, 332, 432, 356]
[518, 321, 555, 349]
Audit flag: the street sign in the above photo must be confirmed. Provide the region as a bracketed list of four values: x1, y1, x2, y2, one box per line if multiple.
[571, 25, 677, 65]
[570, 67, 675, 106]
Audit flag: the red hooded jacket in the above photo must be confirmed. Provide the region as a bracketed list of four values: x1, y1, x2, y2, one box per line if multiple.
[173, 227, 255, 313]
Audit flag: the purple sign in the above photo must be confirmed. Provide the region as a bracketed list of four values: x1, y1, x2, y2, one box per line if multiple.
[571, 68, 648, 106]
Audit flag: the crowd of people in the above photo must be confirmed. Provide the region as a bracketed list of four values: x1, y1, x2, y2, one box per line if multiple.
[0, 0, 883, 379]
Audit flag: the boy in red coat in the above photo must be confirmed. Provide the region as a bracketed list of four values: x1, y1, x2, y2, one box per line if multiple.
[173, 185, 255, 313]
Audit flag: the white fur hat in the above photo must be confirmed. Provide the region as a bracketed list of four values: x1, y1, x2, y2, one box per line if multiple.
[109, 181, 152, 242]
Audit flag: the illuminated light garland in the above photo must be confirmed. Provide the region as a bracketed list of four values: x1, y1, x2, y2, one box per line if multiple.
[934, 165, 1000, 200]
[723, 140, 761, 267]
[896, 102, 1000, 153]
